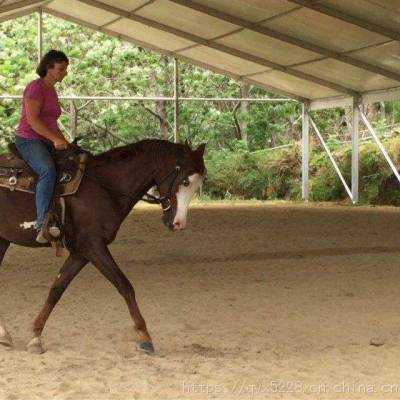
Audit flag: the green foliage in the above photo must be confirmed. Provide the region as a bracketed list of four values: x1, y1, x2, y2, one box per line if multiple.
[262, 145, 302, 200]
[310, 155, 347, 202]
[204, 145, 268, 199]
[309, 137, 400, 204]
[201, 136, 400, 205]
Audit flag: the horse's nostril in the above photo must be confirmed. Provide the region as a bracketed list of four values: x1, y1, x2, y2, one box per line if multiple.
[173, 221, 186, 230]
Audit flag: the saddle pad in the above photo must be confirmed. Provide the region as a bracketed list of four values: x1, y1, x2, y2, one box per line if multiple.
[0, 153, 88, 197]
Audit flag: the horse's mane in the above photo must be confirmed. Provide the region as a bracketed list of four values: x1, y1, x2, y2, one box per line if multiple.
[89, 139, 183, 166]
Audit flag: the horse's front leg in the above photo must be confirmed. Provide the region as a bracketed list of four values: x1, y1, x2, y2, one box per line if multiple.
[27, 253, 88, 354]
[85, 242, 154, 353]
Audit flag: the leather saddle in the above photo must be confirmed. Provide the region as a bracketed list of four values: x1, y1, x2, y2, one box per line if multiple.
[0, 143, 90, 196]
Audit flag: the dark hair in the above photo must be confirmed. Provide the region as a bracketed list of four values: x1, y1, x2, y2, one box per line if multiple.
[36, 50, 69, 78]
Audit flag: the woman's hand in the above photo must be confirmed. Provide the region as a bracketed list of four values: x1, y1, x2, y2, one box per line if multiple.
[53, 137, 69, 150]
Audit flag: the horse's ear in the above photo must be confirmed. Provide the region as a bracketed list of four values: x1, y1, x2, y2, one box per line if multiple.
[196, 143, 206, 156]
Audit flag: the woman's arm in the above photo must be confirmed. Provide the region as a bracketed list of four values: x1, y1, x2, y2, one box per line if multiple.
[25, 98, 68, 149]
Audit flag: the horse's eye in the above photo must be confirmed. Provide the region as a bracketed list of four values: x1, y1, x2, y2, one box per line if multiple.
[183, 180, 190, 187]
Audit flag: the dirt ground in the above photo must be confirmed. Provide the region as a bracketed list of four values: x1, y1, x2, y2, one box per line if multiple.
[1, 202, 400, 399]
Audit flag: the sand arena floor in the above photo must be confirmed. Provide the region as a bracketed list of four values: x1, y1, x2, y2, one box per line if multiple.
[1, 202, 400, 399]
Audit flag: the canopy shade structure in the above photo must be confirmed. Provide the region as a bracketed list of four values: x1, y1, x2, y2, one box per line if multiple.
[1, 0, 399, 108]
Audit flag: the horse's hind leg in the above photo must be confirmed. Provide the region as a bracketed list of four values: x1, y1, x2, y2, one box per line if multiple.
[0, 238, 12, 347]
[27, 252, 88, 354]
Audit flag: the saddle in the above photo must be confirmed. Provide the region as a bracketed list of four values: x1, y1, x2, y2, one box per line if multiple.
[0, 143, 89, 196]
[0, 143, 91, 255]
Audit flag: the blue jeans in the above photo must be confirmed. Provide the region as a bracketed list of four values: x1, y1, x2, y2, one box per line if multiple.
[15, 136, 56, 228]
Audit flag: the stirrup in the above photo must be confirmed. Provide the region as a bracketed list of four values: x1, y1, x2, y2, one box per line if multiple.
[49, 225, 61, 238]
[35, 225, 61, 244]
[35, 228, 48, 244]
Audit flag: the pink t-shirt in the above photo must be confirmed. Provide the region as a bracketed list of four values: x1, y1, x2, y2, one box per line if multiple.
[16, 78, 61, 140]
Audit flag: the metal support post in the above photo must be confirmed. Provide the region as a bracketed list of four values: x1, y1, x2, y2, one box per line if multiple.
[173, 58, 179, 143]
[351, 97, 360, 203]
[37, 8, 43, 63]
[69, 100, 78, 140]
[301, 102, 309, 200]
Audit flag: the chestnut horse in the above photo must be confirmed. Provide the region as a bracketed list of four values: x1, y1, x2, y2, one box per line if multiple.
[0, 139, 206, 354]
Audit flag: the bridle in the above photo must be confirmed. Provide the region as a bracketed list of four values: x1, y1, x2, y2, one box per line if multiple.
[146, 165, 207, 212]
[141, 164, 184, 211]
[141, 149, 187, 212]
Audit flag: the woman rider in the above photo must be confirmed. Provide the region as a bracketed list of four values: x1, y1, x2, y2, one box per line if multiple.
[15, 50, 69, 243]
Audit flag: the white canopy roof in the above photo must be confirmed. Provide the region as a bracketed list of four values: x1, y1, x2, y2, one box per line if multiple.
[1, 0, 400, 109]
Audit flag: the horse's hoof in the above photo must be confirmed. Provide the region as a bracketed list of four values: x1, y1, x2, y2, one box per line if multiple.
[0, 331, 13, 348]
[138, 341, 155, 354]
[27, 337, 45, 354]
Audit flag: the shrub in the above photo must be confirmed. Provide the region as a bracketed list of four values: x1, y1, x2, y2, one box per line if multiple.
[203, 136, 400, 205]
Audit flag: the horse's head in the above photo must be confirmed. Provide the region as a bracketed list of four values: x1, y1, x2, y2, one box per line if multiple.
[157, 142, 206, 231]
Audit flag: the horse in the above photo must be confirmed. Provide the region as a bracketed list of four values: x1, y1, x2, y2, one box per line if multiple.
[0, 139, 206, 354]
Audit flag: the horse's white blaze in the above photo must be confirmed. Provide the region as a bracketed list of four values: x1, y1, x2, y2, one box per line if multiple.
[173, 173, 202, 229]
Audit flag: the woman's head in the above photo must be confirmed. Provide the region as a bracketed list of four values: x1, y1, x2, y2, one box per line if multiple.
[36, 50, 69, 82]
